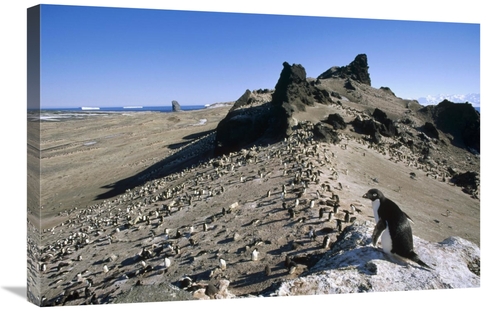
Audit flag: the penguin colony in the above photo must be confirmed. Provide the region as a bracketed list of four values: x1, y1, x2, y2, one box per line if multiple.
[28, 120, 369, 306]
[27, 106, 446, 305]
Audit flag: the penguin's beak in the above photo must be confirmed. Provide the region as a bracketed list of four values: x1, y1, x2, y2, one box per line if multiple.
[362, 193, 368, 199]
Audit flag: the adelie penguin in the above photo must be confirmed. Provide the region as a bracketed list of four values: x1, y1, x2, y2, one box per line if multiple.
[362, 188, 432, 269]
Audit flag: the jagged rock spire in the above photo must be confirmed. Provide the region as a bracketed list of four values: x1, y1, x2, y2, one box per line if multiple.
[318, 53, 371, 86]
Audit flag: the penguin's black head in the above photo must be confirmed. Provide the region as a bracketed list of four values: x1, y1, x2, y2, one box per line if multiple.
[362, 188, 384, 201]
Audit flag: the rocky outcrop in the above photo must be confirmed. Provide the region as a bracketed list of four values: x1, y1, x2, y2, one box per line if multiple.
[229, 89, 273, 112]
[451, 171, 480, 197]
[324, 113, 347, 130]
[271, 61, 334, 134]
[419, 100, 480, 152]
[272, 62, 333, 112]
[351, 108, 397, 143]
[312, 122, 341, 144]
[172, 100, 182, 112]
[212, 85, 281, 156]
[317, 54, 371, 86]
[380, 86, 396, 96]
[372, 108, 397, 137]
[271, 223, 480, 296]
[213, 89, 285, 156]
[214, 62, 333, 156]
[422, 122, 440, 139]
[229, 89, 253, 112]
[213, 55, 378, 156]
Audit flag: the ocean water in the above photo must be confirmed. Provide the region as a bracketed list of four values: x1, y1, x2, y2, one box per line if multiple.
[28, 105, 209, 122]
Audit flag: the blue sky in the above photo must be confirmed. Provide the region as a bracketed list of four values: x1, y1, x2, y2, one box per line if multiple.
[38, 4, 480, 108]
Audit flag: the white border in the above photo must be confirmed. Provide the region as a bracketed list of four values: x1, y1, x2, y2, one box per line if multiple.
[1, 1, 495, 310]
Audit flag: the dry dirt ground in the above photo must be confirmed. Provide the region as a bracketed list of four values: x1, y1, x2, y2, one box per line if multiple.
[27, 101, 480, 306]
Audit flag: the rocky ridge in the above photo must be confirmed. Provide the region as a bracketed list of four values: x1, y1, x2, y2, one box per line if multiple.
[317, 53, 371, 85]
[215, 54, 480, 198]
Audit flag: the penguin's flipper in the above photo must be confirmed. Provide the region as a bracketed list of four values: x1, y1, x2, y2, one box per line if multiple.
[404, 212, 415, 224]
[372, 219, 387, 246]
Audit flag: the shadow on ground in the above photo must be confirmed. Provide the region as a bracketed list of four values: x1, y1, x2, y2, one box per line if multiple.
[95, 131, 216, 201]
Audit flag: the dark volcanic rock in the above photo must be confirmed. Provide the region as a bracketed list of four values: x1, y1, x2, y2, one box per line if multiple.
[214, 62, 333, 156]
[272, 62, 332, 112]
[451, 171, 480, 196]
[330, 91, 342, 100]
[172, 100, 182, 112]
[423, 122, 440, 139]
[351, 108, 397, 143]
[318, 54, 371, 86]
[272, 62, 311, 111]
[352, 117, 378, 138]
[372, 108, 397, 137]
[419, 100, 480, 152]
[314, 88, 333, 104]
[372, 132, 383, 144]
[229, 89, 253, 112]
[313, 123, 340, 144]
[348, 54, 371, 85]
[324, 113, 347, 130]
[213, 102, 284, 156]
[229, 89, 273, 113]
[380, 86, 395, 96]
[344, 79, 356, 90]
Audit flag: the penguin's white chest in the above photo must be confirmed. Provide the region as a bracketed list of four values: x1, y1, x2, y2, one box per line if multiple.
[371, 199, 380, 223]
[381, 224, 393, 254]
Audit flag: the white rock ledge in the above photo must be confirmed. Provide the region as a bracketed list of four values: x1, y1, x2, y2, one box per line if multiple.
[272, 223, 480, 296]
